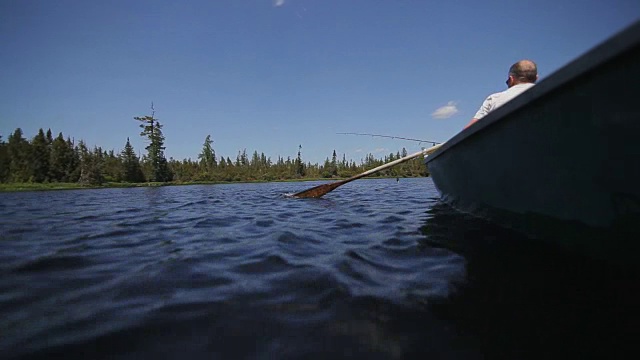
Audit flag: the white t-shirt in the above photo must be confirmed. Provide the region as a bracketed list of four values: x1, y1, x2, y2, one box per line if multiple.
[473, 83, 535, 120]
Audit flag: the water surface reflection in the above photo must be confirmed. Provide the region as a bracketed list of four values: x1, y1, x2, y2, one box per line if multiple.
[421, 202, 639, 359]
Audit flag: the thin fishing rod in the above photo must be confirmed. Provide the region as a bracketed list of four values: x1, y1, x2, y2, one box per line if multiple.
[336, 132, 441, 146]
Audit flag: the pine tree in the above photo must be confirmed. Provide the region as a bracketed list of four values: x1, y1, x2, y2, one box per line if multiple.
[30, 128, 50, 182]
[134, 103, 171, 182]
[239, 149, 248, 167]
[77, 141, 103, 185]
[77, 140, 89, 183]
[322, 157, 332, 178]
[90, 146, 105, 184]
[331, 149, 338, 177]
[0, 135, 9, 182]
[8, 128, 32, 182]
[46, 129, 53, 146]
[120, 137, 145, 182]
[66, 137, 80, 182]
[103, 149, 122, 182]
[198, 135, 217, 172]
[295, 145, 305, 177]
[49, 132, 68, 182]
[250, 150, 260, 170]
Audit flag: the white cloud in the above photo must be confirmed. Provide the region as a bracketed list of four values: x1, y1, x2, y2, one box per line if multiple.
[431, 101, 459, 119]
[274, 0, 285, 7]
[373, 147, 386, 153]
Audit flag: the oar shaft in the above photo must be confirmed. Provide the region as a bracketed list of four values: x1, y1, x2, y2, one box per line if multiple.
[360, 150, 425, 176]
[292, 143, 442, 198]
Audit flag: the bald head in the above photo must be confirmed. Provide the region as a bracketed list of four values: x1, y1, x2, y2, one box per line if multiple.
[508, 60, 538, 84]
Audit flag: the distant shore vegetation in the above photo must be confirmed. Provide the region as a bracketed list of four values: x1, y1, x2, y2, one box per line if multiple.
[0, 109, 429, 192]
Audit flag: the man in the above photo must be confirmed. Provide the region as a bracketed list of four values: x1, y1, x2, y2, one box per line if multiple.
[465, 59, 538, 128]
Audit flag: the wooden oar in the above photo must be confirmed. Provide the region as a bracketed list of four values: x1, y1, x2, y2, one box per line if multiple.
[292, 143, 443, 198]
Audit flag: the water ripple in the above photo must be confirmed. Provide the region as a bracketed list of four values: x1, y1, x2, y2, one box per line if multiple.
[0, 179, 631, 359]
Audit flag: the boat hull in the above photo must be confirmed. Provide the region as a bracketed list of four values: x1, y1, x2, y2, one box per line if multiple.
[426, 21, 640, 264]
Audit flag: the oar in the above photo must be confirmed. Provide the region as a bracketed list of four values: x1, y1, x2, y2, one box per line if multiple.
[292, 143, 443, 198]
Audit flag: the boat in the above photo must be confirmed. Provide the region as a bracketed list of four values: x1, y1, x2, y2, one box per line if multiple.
[425, 20, 640, 265]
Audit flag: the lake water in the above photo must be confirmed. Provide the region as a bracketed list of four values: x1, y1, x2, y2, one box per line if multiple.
[0, 178, 637, 359]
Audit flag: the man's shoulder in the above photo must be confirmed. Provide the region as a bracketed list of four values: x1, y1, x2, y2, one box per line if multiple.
[484, 91, 502, 100]
[482, 83, 535, 106]
[499, 83, 534, 97]
[511, 83, 535, 91]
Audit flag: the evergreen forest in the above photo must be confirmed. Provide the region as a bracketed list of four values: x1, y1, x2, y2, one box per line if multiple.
[0, 112, 429, 188]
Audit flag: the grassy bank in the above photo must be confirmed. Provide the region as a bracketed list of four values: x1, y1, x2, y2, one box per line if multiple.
[0, 176, 427, 193]
[0, 179, 309, 192]
[0, 182, 172, 192]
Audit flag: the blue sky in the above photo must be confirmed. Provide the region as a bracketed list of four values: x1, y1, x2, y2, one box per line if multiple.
[1, 0, 638, 165]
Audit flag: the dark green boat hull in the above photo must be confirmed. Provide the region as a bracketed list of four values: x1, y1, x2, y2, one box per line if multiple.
[426, 21, 640, 265]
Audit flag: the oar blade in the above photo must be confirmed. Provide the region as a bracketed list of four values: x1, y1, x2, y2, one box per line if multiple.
[292, 181, 343, 198]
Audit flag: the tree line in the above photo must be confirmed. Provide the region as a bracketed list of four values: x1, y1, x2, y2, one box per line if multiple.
[0, 110, 429, 185]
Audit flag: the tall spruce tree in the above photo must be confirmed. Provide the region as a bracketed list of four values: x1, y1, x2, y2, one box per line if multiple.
[250, 150, 260, 170]
[103, 149, 122, 182]
[66, 137, 80, 182]
[77, 141, 90, 184]
[77, 142, 104, 185]
[46, 129, 53, 146]
[295, 145, 305, 177]
[198, 135, 217, 172]
[0, 135, 8, 182]
[330, 150, 338, 177]
[31, 129, 51, 182]
[120, 137, 145, 182]
[8, 128, 32, 182]
[134, 103, 171, 182]
[90, 146, 105, 184]
[49, 132, 68, 182]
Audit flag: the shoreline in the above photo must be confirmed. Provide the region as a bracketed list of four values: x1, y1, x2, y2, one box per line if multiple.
[0, 176, 427, 193]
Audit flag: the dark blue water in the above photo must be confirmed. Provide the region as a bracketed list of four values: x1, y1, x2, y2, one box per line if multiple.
[0, 178, 637, 359]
